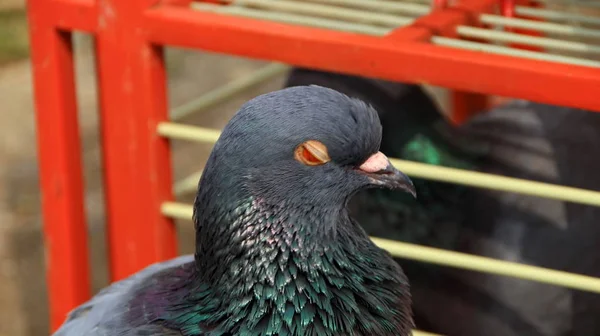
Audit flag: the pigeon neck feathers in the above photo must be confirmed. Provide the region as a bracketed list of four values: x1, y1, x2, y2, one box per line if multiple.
[182, 142, 414, 334]
[154, 194, 413, 336]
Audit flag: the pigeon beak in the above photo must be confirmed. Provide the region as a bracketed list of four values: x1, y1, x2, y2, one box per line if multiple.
[358, 152, 417, 198]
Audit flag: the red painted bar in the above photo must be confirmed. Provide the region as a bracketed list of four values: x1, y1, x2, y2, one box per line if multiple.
[144, 7, 600, 113]
[27, 0, 91, 329]
[95, 0, 178, 282]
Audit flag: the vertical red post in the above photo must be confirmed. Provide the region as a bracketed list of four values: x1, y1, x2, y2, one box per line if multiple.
[95, 0, 177, 282]
[502, 0, 516, 17]
[450, 92, 489, 124]
[27, 0, 91, 331]
[443, 0, 489, 124]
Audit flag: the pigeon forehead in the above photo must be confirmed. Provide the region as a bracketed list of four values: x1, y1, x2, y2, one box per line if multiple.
[224, 86, 382, 155]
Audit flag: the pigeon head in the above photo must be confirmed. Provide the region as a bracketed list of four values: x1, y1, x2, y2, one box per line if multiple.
[186, 86, 415, 336]
[201, 85, 416, 208]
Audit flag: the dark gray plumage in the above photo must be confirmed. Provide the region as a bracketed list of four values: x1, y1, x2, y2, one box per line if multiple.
[53, 256, 194, 336]
[53, 85, 418, 336]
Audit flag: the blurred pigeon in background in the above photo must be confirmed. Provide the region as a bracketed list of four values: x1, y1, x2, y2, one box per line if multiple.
[284, 67, 600, 336]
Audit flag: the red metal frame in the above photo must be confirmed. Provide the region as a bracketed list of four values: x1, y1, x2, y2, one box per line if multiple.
[143, 7, 600, 110]
[26, 0, 600, 332]
[95, 0, 177, 284]
[27, 1, 91, 328]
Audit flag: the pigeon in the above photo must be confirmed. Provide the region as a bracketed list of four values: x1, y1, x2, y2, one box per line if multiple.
[284, 68, 600, 336]
[52, 85, 418, 336]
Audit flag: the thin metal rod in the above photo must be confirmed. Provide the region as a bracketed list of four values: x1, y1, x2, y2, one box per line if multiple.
[301, 0, 430, 16]
[161, 201, 600, 295]
[388, 158, 600, 207]
[158, 122, 222, 142]
[174, 170, 203, 196]
[515, 6, 600, 26]
[432, 36, 600, 68]
[480, 14, 600, 40]
[372, 236, 600, 295]
[192, 3, 392, 35]
[158, 122, 600, 208]
[225, 0, 416, 27]
[394, 0, 431, 4]
[531, 0, 600, 9]
[457, 26, 600, 54]
[412, 331, 441, 336]
[171, 63, 289, 121]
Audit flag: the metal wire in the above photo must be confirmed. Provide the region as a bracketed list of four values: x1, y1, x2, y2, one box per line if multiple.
[432, 36, 600, 68]
[479, 14, 600, 40]
[457, 25, 600, 54]
[303, 0, 431, 16]
[412, 331, 440, 336]
[158, 122, 600, 207]
[192, 3, 393, 35]
[174, 171, 203, 196]
[222, 0, 417, 27]
[161, 201, 600, 294]
[515, 5, 600, 26]
[532, 0, 600, 9]
[171, 63, 289, 121]
[158, 123, 221, 143]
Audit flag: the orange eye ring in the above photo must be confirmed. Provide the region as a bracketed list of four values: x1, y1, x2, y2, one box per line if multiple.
[294, 140, 331, 166]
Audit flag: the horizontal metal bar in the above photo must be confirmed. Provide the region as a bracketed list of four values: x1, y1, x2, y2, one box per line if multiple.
[413, 331, 440, 336]
[302, 0, 431, 16]
[174, 170, 203, 196]
[158, 123, 600, 208]
[171, 63, 289, 121]
[192, 3, 392, 35]
[457, 26, 600, 54]
[516, 5, 600, 26]
[224, 0, 417, 27]
[161, 201, 600, 294]
[532, 0, 600, 9]
[432, 36, 600, 68]
[158, 122, 221, 142]
[389, 158, 600, 208]
[144, 7, 600, 112]
[480, 14, 600, 40]
[372, 236, 600, 295]
[399, 0, 431, 3]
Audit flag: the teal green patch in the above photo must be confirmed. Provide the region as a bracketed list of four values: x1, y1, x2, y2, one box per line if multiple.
[402, 134, 473, 170]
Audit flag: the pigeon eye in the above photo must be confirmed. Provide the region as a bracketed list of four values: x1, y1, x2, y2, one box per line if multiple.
[294, 140, 331, 166]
